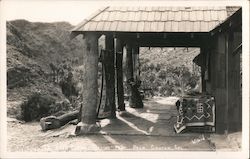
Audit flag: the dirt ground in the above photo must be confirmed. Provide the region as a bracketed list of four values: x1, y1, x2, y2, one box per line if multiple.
[7, 97, 241, 152]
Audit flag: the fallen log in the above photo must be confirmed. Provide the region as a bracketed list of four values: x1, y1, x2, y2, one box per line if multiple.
[40, 110, 79, 131]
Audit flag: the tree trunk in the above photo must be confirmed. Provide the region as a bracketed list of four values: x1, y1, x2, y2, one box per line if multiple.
[75, 33, 100, 135]
[103, 35, 116, 118]
[116, 38, 125, 111]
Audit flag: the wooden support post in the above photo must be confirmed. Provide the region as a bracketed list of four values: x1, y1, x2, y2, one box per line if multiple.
[227, 31, 242, 132]
[103, 35, 116, 118]
[214, 33, 227, 134]
[126, 42, 143, 108]
[75, 33, 100, 135]
[116, 38, 125, 111]
[133, 44, 140, 82]
[126, 42, 134, 80]
[200, 45, 207, 93]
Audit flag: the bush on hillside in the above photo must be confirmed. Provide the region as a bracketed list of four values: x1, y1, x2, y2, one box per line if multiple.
[19, 92, 76, 122]
[139, 62, 200, 97]
[20, 92, 56, 121]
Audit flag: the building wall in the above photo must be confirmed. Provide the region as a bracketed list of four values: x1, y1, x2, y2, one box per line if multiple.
[205, 30, 242, 133]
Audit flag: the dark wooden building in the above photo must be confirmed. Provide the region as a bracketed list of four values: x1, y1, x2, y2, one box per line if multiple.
[70, 6, 242, 134]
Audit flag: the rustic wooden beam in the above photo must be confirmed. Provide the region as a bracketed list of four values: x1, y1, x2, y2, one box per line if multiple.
[138, 38, 201, 47]
[103, 34, 116, 118]
[116, 38, 125, 111]
[75, 32, 100, 135]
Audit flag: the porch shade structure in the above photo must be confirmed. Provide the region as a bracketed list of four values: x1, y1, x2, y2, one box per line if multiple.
[70, 6, 241, 135]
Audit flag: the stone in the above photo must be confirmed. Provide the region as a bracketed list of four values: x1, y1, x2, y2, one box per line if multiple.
[74, 122, 101, 135]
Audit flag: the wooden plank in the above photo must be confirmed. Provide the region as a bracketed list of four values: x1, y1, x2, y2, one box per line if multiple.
[150, 22, 158, 32]
[102, 11, 109, 21]
[130, 22, 138, 32]
[96, 21, 104, 31]
[185, 21, 192, 32]
[210, 10, 218, 20]
[164, 21, 172, 31]
[171, 21, 179, 32]
[124, 21, 132, 32]
[144, 22, 151, 32]
[134, 11, 141, 21]
[114, 11, 120, 21]
[103, 21, 111, 31]
[181, 11, 189, 21]
[157, 22, 165, 32]
[82, 22, 91, 31]
[196, 10, 204, 21]
[218, 10, 227, 21]
[178, 21, 186, 32]
[116, 21, 126, 31]
[136, 21, 144, 32]
[89, 21, 98, 31]
[141, 11, 148, 21]
[190, 10, 197, 21]
[159, 7, 165, 12]
[200, 22, 209, 32]
[154, 11, 162, 21]
[203, 10, 211, 21]
[119, 12, 127, 21]
[145, 7, 152, 11]
[175, 11, 182, 21]
[193, 21, 200, 32]
[109, 21, 118, 31]
[147, 11, 155, 21]
[161, 11, 168, 21]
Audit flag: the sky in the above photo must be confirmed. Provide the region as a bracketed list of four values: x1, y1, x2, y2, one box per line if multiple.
[2, 0, 244, 26]
[3, 1, 108, 25]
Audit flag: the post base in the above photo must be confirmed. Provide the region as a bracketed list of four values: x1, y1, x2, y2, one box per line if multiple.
[75, 122, 101, 135]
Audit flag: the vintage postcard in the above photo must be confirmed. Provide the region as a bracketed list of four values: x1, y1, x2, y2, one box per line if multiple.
[0, 0, 249, 158]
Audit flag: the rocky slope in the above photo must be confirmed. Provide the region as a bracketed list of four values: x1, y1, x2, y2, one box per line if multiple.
[7, 20, 84, 118]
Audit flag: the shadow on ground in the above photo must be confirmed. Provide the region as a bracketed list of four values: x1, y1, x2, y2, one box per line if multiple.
[7, 97, 241, 151]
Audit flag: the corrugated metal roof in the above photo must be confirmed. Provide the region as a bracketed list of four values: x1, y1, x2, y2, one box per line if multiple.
[72, 6, 240, 33]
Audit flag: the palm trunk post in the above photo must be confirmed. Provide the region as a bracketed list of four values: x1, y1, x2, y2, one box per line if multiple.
[75, 33, 101, 135]
[103, 35, 116, 118]
[116, 38, 125, 111]
[126, 42, 143, 108]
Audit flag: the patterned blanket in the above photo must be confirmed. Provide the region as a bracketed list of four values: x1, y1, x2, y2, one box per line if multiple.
[174, 95, 215, 133]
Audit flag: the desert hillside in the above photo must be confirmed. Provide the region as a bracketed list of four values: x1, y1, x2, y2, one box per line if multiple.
[7, 20, 85, 118]
[7, 19, 200, 120]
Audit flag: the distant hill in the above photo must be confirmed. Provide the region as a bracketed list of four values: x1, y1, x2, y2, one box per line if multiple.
[140, 47, 200, 71]
[7, 20, 85, 117]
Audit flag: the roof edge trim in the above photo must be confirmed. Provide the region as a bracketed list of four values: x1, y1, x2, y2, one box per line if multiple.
[71, 6, 109, 32]
[210, 7, 241, 35]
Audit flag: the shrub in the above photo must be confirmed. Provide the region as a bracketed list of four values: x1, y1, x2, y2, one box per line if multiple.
[20, 92, 56, 122]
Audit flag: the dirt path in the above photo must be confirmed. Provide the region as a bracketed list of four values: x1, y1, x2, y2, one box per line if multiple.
[7, 97, 241, 152]
[7, 121, 213, 151]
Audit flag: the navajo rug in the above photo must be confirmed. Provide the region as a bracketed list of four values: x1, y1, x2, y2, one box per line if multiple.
[174, 95, 215, 133]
